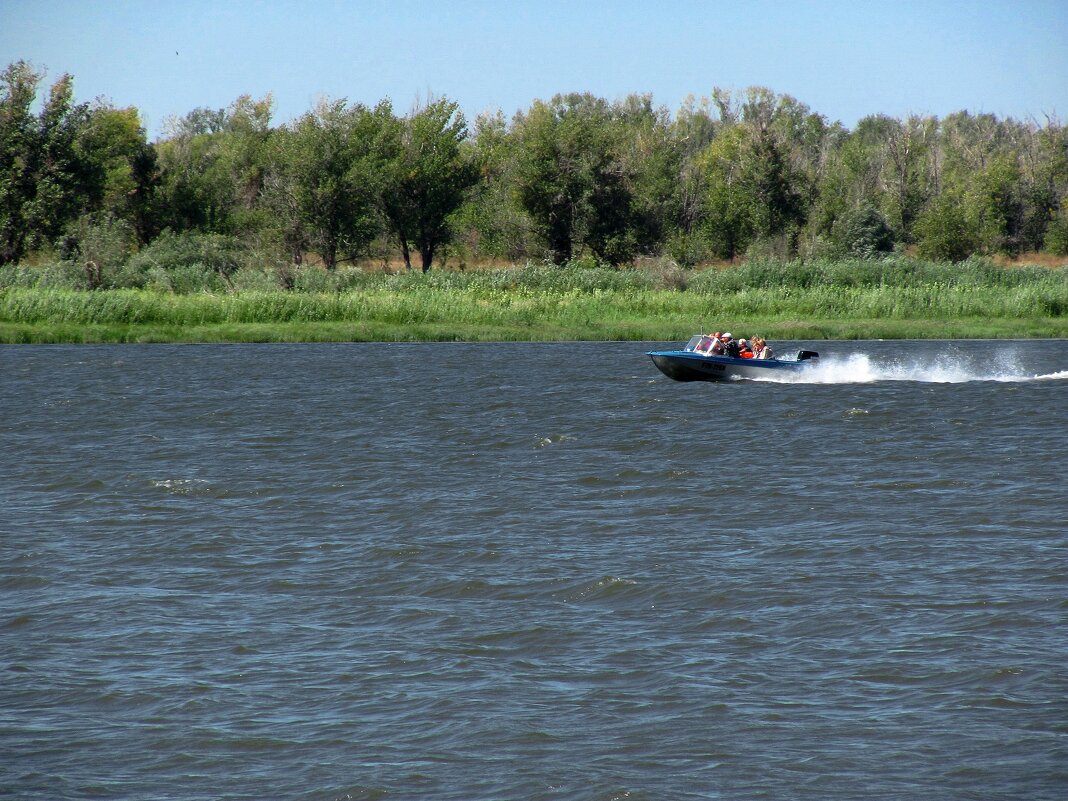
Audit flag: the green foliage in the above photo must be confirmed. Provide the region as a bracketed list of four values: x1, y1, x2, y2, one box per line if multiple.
[829, 206, 895, 258]
[932, 113, 1040, 257]
[1044, 200, 1068, 256]
[126, 230, 243, 291]
[914, 195, 976, 262]
[0, 63, 39, 264]
[77, 105, 157, 243]
[377, 97, 480, 271]
[875, 116, 937, 242]
[4, 61, 1068, 270]
[153, 94, 274, 237]
[695, 127, 752, 259]
[0, 62, 99, 265]
[61, 213, 136, 288]
[510, 95, 598, 263]
[697, 118, 808, 260]
[746, 126, 807, 240]
[265, 99, 389, 269]
[3, 259, 1063, 345]
[0, 260, 86, 290]
[451, 111, 533, 262]
[694, 254, 1045, 292]
[664, 229, 712, 268]
[511, 93, 660, 265]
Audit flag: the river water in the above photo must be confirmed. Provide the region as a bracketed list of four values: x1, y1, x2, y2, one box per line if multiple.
[2, 340, 1066, 801]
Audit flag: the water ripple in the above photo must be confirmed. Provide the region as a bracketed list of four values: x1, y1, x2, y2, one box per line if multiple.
[1, 341, 1066, 801]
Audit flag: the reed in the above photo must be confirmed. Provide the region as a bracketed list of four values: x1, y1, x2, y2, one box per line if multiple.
[2, 257, 1065, 343]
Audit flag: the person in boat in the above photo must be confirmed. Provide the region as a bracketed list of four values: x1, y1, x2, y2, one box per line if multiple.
[752, 337, 774, 359]
[721, 332, 741, 358]
[706, 332, 725, 355]
[738, 338, 754, 358]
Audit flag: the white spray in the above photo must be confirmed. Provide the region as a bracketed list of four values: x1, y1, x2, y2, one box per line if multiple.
[753, 350, 1068, 384]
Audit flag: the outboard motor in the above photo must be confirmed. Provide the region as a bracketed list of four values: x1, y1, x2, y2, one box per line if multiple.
[796, 350, 820, 361]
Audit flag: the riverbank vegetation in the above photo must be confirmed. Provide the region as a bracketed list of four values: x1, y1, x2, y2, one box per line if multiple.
[2, 60, 1067, 343]
[3, 257, 1064, 343]
[4, 61, 1068, 276]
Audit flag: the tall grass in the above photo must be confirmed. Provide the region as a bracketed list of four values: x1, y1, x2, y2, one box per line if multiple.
[3, 283, 1063, 324]
[2, 256, 1065, 342]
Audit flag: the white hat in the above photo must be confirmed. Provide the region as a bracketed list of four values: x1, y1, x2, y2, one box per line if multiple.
[721, 332, 732, 340]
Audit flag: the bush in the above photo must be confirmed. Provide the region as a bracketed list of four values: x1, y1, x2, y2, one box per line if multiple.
[664, 230, 712, 268]
[231, 267, 286, 292]
[797, 232, 837, 261]
[293, 266, 340, 293]
[566, 254, 608, 271]
[127, 231, 244, 287]
[60, 214, 137, 288]
[146, 263, 228, 294]
[636, 257, 688, 291]
[830, 206, 894, 258]
[0, 261, 86, 290]
[745, 232, 795, 262]
[914, 196, 976, 262]
[1044, 201, 1068, 257]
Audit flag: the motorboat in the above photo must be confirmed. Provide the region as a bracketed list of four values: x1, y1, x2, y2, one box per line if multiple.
[648, 335, 819, 382]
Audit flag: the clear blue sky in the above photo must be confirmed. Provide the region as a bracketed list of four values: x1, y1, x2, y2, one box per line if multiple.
[3, 0, 1066, 139]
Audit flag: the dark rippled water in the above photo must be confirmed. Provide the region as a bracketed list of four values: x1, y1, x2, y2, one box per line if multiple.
[2, 340, 1066, 801]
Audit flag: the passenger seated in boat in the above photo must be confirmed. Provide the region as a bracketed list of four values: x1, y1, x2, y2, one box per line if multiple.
[706, 332, 725, 355]
[738, 338, 754, 358]
[752, 337, 774, 359]
[721, 333, 740, 358]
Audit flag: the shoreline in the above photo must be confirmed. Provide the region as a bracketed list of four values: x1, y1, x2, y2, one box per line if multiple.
[3, 318, 1066, 345]
[3, 260, 1065, 343]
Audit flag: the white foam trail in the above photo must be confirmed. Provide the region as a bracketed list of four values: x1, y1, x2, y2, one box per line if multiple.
[753, 352, 1068, 384]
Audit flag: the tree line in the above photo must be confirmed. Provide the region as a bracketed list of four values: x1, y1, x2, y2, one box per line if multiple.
[3, 60, 1067, 284]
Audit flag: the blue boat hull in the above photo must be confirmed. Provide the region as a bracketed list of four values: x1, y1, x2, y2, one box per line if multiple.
[647, 349, 819, 382]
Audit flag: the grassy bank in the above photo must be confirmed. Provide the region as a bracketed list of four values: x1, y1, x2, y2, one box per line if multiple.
[2, 258, 1066, 343]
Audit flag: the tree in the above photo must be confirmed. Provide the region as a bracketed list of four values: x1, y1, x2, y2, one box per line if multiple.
[377, 97, 479, 271]
[879, 115, 937, 243]
[1011, 116, 1068, 252]
[596, 94, 679, 264]
[1045, 198, 1068, 255]
[153, 94, 274, 237]
[697, 124, 807, 259]
[451, 110, 533, 263]
[75, 104, 158, 245]
[266, 99, 390, 269]
[154, 110, 234, 233]
[805, 119, 885, 246]
[695, 88, 814, 260]
[510, 96, 594, 263]
[511, 93, 650, 265]
[0, 61, 40, 264]
[914, 194, 976, 261]
[830, 205, 894, 257]
[805, 114, 929, 254]
[0, 61, 97, 265]
[696, 126, 754, 259]
[746, 124, 807, 242]
[216, 94, 275, 234]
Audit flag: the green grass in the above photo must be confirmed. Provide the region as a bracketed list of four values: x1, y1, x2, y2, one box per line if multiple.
[2, 257, 1065, 343]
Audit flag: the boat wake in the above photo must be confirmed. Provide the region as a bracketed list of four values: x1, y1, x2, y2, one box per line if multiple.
[753, 353, 1068, 384]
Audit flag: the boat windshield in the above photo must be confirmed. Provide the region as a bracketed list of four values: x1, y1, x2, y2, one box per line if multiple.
[684, 336, 703, 352]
